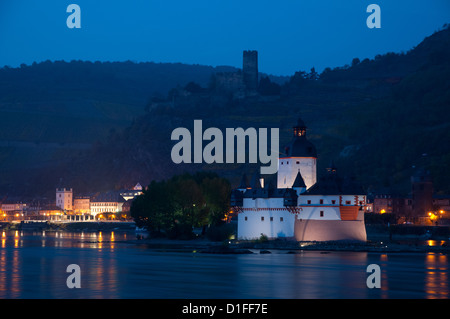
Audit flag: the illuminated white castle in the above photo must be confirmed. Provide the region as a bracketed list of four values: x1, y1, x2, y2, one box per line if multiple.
[231, 118, 367, 242]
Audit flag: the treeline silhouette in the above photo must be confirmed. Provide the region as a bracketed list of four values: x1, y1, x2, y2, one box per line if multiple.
[0, 25, 449, 198]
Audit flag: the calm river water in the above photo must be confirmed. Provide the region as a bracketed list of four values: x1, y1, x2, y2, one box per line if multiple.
[0, 230, 448, 299]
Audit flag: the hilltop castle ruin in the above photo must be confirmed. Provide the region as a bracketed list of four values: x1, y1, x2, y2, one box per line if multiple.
[215, 50, 259, 98]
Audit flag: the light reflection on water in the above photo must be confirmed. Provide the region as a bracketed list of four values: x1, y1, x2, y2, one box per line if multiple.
[0, 231, 448, 299]
[425, 253, 449, 299]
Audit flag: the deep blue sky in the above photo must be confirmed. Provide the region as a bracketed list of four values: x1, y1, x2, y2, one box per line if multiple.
[0, 0, 448, 75]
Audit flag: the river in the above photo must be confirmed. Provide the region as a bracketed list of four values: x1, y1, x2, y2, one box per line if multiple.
[0, 230, 448, 299]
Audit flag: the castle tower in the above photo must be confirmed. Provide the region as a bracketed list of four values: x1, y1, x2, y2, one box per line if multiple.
[56, 187, 73, 211]
[243, 50, 258, 94]
[277, 118, 317, 189]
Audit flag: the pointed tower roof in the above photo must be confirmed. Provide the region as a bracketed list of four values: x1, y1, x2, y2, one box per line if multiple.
[295, 117, 306, 129]
[283, 118, 317, 158]
[292, 170, 307, 188]
[238, 174, 249, 189]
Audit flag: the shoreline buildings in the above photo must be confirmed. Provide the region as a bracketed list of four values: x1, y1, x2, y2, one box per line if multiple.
[368, 168, 450, 224]
[0, 183, 143, 222]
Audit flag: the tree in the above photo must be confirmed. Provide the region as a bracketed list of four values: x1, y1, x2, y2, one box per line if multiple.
[200, 176, 231, 225]
[130, 180, 177, 235]
[130, 192, 150, 229]
[291, 71, 308, 84]
[173, 177, 206, 228]
[309, 67, 319, 80]
[130, 172, 232, 239]
[352, 57, 361, 67]
[171, 172, 231, 227]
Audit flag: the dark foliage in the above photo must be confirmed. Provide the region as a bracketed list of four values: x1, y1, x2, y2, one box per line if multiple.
[0, 25, 449, 198]
[130, 172, 231, 239]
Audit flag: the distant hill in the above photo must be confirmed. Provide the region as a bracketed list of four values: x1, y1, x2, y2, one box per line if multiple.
[0, 61, 240, 143]
[0, 25, 449, 198]
[0, 59, 288, 196]
[79, 25, 449, 197]
[0, 60, 288, 144]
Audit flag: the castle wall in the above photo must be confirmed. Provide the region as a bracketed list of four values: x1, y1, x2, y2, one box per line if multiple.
[234, 116, 368, 242]
[237, 197, 295, 239]
[297, 205, 341, 220]
[237, 194, 368, 240]
[215, 72, 245, 92]
[294, 211, 367, 242]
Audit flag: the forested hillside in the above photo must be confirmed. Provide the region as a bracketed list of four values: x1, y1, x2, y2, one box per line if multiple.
[0, 25, 449, 197]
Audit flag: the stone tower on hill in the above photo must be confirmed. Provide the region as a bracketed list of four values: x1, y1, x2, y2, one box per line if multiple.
[215, 50, 259, 98]
[242, 50, 258, 94]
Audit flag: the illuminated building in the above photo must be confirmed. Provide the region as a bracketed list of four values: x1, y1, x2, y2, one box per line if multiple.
[370, 169, 450, 224]
[0, 201, 26, 221]
[120, 183, 143, 201]
[90, 191, 126, 218]
[56, 188, 73, 212]
[277, 118, 317, 190]
[231, 118, 367, 242]
[73, 196, 91, 215]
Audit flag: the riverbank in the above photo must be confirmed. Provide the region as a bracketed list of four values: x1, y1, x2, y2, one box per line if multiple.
[123, 236, 450, 254]
[125, 224, 450, 254]
[0, 221, 136, 232]
[2, 221, 449, 253]
[230, 239, 450, 253]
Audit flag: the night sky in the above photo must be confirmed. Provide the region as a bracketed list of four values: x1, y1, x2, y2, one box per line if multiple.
[0, 0, 449, 75]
